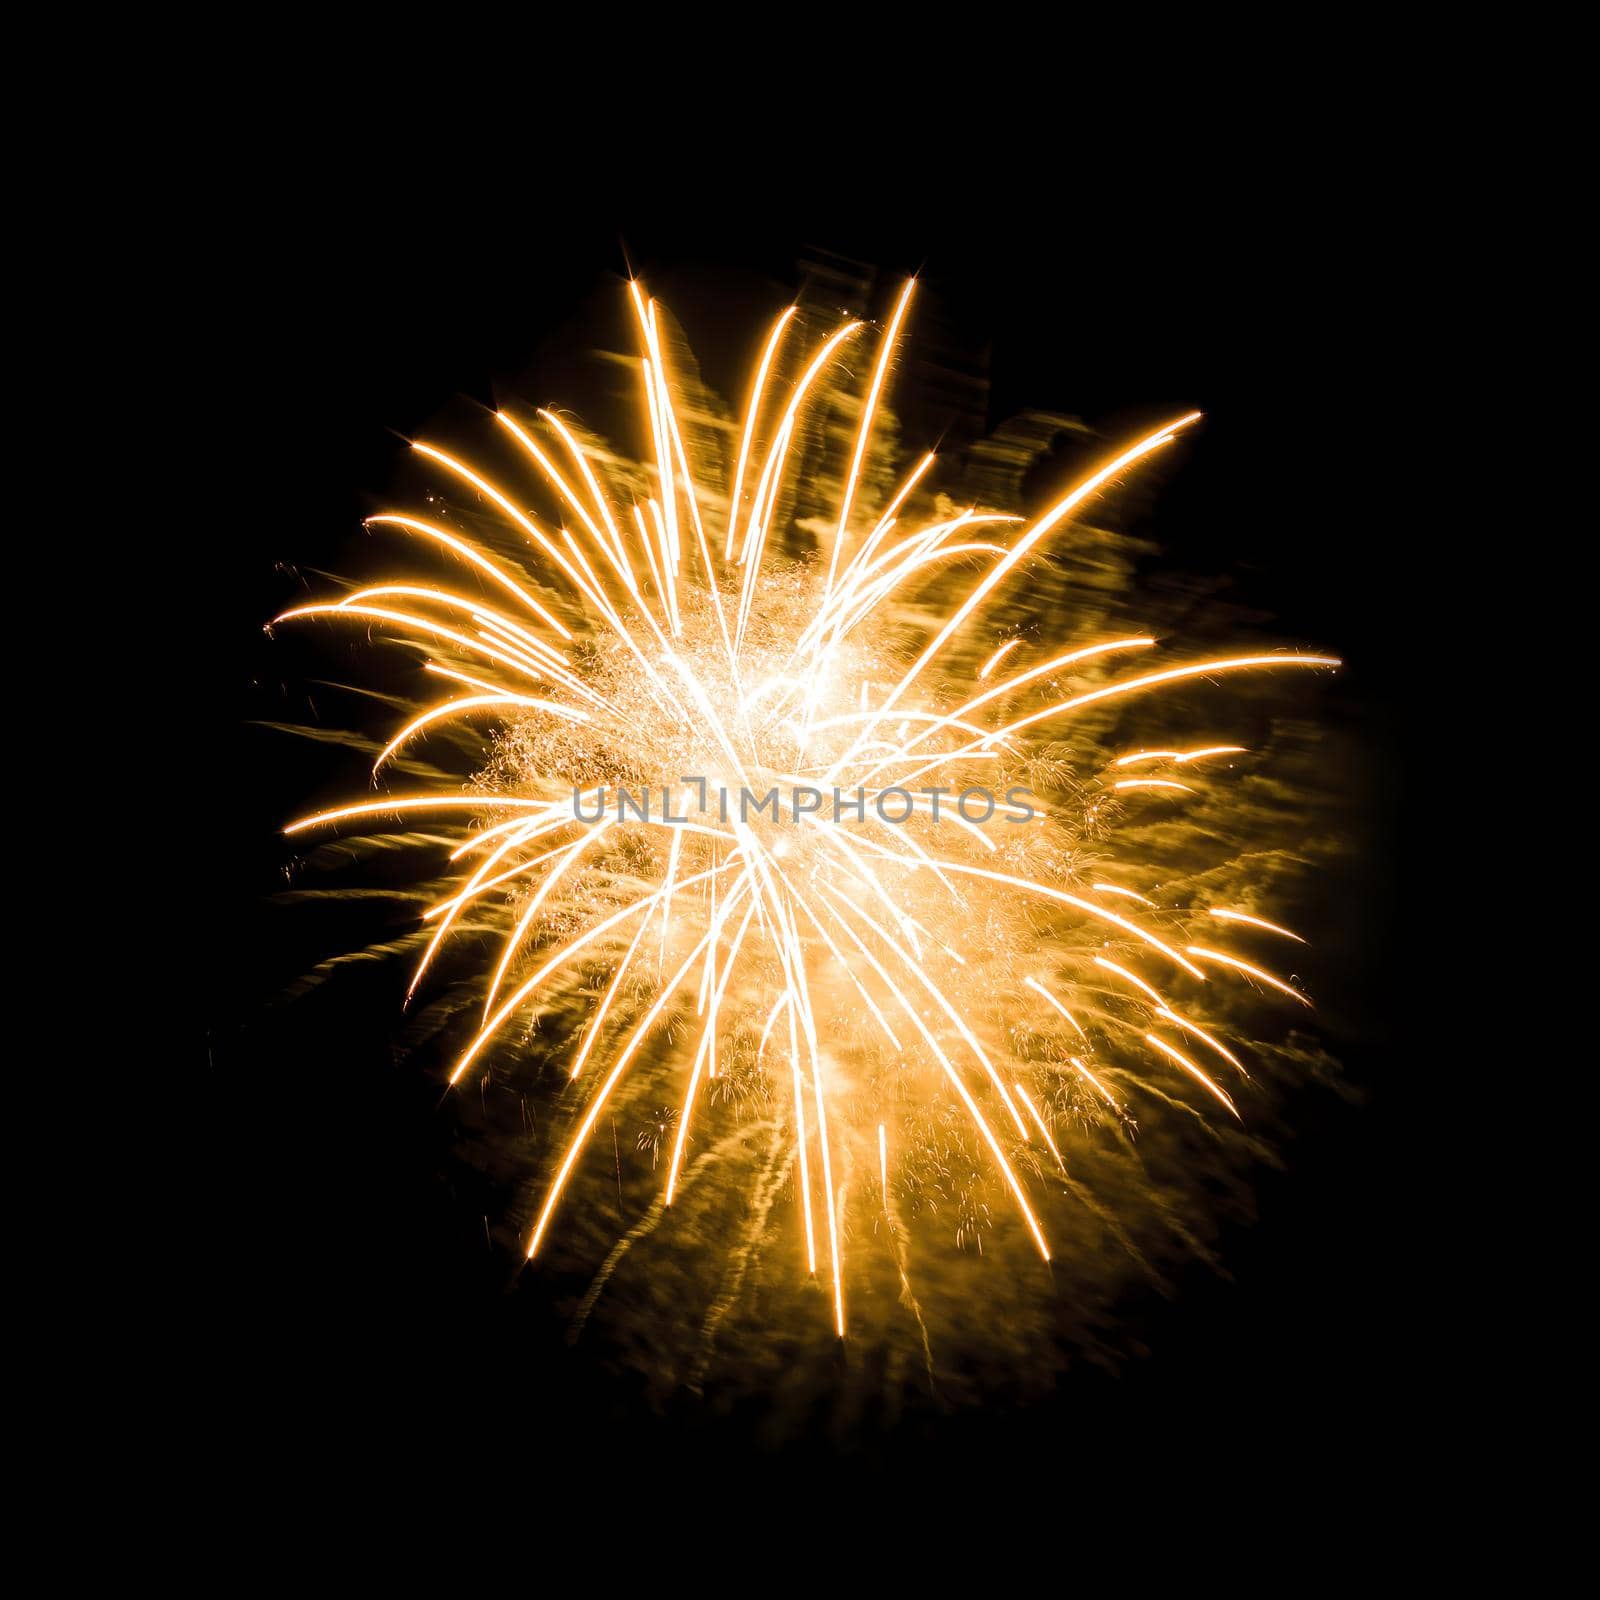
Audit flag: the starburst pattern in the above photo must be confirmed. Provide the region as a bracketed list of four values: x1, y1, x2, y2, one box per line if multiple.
[274, 278, 1338, 1342]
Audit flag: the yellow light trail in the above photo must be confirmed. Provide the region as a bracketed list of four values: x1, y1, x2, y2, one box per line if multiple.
[1114, 745, 1246, 768]
[1092, 882, 1156, 906]
[1072, 1057, 1120, 1110]
[1093, 956, 1170, 1010]
[824, 278, 915, 605]
[977, 638, 1023, 680]
[864, 415, 1202, 725]
[1209, 908, 1307, 943]
[1187, 947, 1314, 1006]
[1024, 976, 1089, 1040]
[1156, 1007, 1248, 1078]
[1144, 1033, 1240, 1119]
[725, 306, 798, 559]
[1014, 1084, 1065, 1172]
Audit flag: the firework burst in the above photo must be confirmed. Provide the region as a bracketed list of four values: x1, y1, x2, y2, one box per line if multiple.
[274, 278, 1338, 1347]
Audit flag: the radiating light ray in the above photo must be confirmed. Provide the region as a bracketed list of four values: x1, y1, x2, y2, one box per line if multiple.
[666, 899, 758, 1203]
[809, 534, 1009, 653]
[810, 881, 1051, 1262]
[1114, 745, 1246, 768]
[527, 899, 745, 1260]
[569, 892, 661, 1082]
[411, 442, 600, 611]
[839, 637, 1155, 788]
[851, 842, 1206, 981]
[1093, 955, 1172, 1010]
[285, 794, 554, 836]
[483, 821, 614, 1020]
[453, 861, 740, 1088]
[875, 652, 1339, 799]
[447, 810, 558, 861]
[495, 410, 617, 566]
[427, 663, 541, 701]
[757, 993, 790, 1058]
[824, 277, 915, 605]
[538, 409, 631, 571]
[981, 655, 1342, 743]
[786, 990, 817, 1274]
[1144, 1033, 1240, 1119]
[405, 822, 563, 998]
[726, 306, 798, 559]
[847, 450, 934, 565]
[631, 289, 680, 570]
[1092, 882, 1156, 906]
[364, 514, 572, 638]
[373, 694, 585, 775]
[1209, 908, 1307, 943]
[423, 827, 574, 922]
[1014, 1084, 1066, 1172]
[1156, 1007, 1248, 1078]
[865, 415, 1201, 724]
[735, 319, 863, 651]
[820, 880, 1029, 1140]
[1023, 976, 1089, 1040]
[274, 604, 563, 699]
[1072, 1056, 1121, 1110]
[978, 638, 1023, 679]
[638, 372, 682, 635]
[1187, 946, 1314, 1006]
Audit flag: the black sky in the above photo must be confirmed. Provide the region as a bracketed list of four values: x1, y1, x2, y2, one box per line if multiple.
[193, 189, 1417, 1508]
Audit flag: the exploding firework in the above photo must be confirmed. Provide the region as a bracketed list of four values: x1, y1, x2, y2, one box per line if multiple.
[273, 277, 1338, 1357]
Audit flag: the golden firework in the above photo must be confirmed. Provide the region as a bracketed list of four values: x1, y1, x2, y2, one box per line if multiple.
[275, 278, 1337, 1341]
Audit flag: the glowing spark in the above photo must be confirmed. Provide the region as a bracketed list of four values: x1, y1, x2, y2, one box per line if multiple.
[867, 415, 1202, 723]
[1155, 1007, 1248, 1078]
[1024, 976, 1089, 1040]
[1072, 1057, 1120, 1110]
[1093, 956, 1170, 1010]
[1014, 1085, 1065, 1172]
[1209, 908, 1307, 943]
[977, 638, 1023, 680]
[285, 794, 552, 835]
[1187, 947, 1314, 1006]
[726, 306, 798, 559]
[825, 278, 915, 605]
[1144, 1033, 1240, 1119]
[1114, 745, 1246, 768]
[1092, 882, 1156, 906]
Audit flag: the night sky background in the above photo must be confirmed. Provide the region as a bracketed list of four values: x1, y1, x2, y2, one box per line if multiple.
[194, 193, 1416, 1506]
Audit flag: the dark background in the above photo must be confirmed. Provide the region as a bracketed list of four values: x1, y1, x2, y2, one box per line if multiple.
[196, 196, 1416, 1504]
